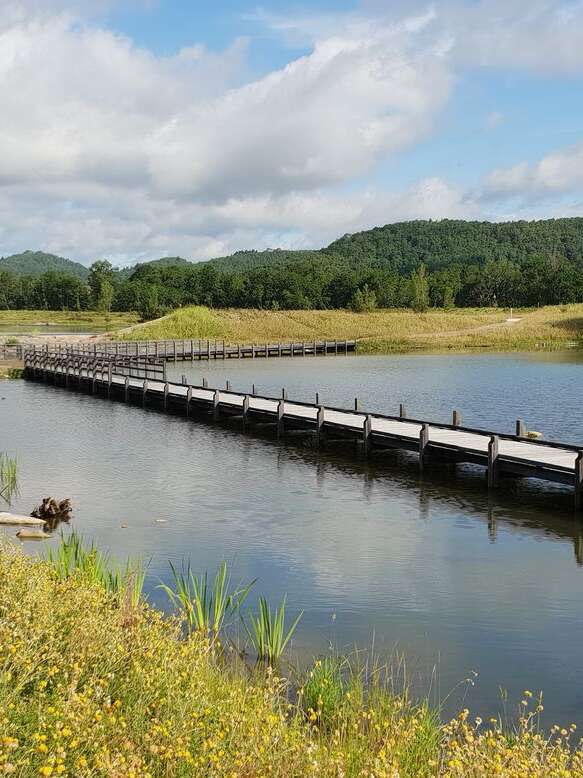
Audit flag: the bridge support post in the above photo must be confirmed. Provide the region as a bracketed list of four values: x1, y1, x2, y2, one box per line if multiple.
[142, 380, 148, 407]
[186, 387, 192, 417]
[277, 399, 285, 439]
[213, 389, 220, 421]
[317, 405, 325, 447]
[488, 435, 499, 488]
[516, 419, 526, 438]
[400, 403, 407, 419]
[363, 414, 372, 456]
[452, 410, 462, 427]
[242, 394, 250, 430]
[419, 423, 429, 472]
[124, 377, 129, 402]
[575, 452, 583, 512]
[164, 382, 169, 410]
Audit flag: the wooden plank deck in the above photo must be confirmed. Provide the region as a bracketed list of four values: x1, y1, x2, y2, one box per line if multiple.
[23, 350, 583, 513]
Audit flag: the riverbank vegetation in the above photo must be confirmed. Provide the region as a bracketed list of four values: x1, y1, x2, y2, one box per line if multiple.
[0, 310, 138, 327]
[116, 303, 583, 353]
[3, 219, 583, 317]
[1, 541, 582, 776]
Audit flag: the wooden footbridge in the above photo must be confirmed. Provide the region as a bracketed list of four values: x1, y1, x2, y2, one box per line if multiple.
[23, 349, 583, 513]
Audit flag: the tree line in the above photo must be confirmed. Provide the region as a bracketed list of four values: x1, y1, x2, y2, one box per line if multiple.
[1, 252, 582, 316]
[2, 218, 583, 315]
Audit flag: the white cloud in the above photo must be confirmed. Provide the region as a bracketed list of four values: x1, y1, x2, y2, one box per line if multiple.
[484, 141, 583, 199]
[1, 1, 583, 265]
[0, 2, 455, 262]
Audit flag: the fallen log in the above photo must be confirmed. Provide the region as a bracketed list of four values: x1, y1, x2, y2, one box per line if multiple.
[0, 512, 46, 526]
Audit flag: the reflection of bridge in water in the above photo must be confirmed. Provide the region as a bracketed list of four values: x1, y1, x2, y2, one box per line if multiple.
[24, 346, 583, 522]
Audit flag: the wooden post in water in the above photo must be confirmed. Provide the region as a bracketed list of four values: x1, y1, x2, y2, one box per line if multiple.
[213, 389, 220, 420]
[575, 452, 583, 512]
[226, 380, 231, 391]
[252, 383, 256, 396]
[452, 410, 462, 427]
[363, 414, 372, 456]
[124, 376, 129, 402]
[142, 379, 148, 407]
[488, 435, 499, 488]
[181, 375, 187, 385]
[317, 405, 325, 446]
[399, 403, 407, 419]
[164, 382, 169, 410]
[282, 388, 287, 400]
[516, 419, 526, 438]
[354, 398, 359, 411]
[277, 399, 285, 438]
[186, 387, 192, 417]
[315, 392, 319, 405]
[203, 378, 208, 389]
[419, 423, 429, 472]
[242, 394, 250, 430]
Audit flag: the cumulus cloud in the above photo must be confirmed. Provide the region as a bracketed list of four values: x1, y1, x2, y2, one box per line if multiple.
[0, 1, 456, 262]
[1, 1, 582, 264]
[484, 141, 583, 199]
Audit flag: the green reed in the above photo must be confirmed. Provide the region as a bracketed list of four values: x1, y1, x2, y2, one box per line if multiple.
[245, 595, 303, 664]
[160, 560, 254, 638]
[0, 453, 18, 504]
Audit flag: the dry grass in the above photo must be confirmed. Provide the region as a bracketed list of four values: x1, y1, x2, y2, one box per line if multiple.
[116, 304, 583, 353]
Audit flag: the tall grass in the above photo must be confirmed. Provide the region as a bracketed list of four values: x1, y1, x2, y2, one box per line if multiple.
[0, 453, 17, 504]
[159, 560, 254, 638]
[47, 531, 146, 607]
[245, 595, 303, 664]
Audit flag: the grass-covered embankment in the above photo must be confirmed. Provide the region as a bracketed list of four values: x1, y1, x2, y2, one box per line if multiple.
[1, 542, 582, 777]
[0, 310, 138, 328]
[115, 304, 583, 354]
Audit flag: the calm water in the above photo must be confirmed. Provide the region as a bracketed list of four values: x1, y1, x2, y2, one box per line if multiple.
[0, 324, 107, 336]
[2, 351, 583, 725]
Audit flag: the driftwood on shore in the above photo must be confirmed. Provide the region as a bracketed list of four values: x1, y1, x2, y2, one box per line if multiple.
[16, 528, 51, 540]
[0, 513, 46, 526]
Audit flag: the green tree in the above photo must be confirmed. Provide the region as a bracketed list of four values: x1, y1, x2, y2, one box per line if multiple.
[410, 264, 429, 313]
[350, 284, 377, 313]
[88, 260, 115, 308]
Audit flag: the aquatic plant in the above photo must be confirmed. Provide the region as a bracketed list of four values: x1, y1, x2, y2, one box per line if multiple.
[0, 453, 17, 504]
[47, 531, 145, 606]
[159, 560, 254, 638]
[301, 656, 345, 728]
[245, 595, 303, 664]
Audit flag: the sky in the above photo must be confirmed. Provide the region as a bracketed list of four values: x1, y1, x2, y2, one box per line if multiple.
[1, 0, 583, 266]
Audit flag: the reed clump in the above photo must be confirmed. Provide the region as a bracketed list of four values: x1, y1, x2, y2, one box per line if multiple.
[1, 540, 583, 776]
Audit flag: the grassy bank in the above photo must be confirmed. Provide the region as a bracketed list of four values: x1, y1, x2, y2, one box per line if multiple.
[1, 543, 582, 777]
[0, 310, 138, 328]
[115, 304, 583, 353]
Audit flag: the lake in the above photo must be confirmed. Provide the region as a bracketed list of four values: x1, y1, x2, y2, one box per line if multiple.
[2, 350, 583, 726]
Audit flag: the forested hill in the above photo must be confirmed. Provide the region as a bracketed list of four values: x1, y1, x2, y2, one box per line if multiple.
[325, 218, 583, 272]
[0, 250, 88, 278]
[205, 249, 322, 273]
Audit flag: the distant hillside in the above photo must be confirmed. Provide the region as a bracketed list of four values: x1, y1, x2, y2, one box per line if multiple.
[120, 256, 191, 280]
[325, 218, 583, 272]
[205, 249, 324, 273]
[0, 250, 89, 279]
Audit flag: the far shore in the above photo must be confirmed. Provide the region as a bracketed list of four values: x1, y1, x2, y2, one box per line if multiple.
[1, 304, 582, 356]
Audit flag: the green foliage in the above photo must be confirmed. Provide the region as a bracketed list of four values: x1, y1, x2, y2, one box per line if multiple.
[302, 657, 345, 728]
[245, 595, 303, 664]
[46, 531, 145, 606]
[159, 561, 254, 638]
[0, 454, 17, 504]
[3, 218, 583, 313]
[410, 264, 430, 312]
[350, 284, 377, 312]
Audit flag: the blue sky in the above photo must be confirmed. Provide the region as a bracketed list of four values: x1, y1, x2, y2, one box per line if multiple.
[1, 0, 583, 264]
